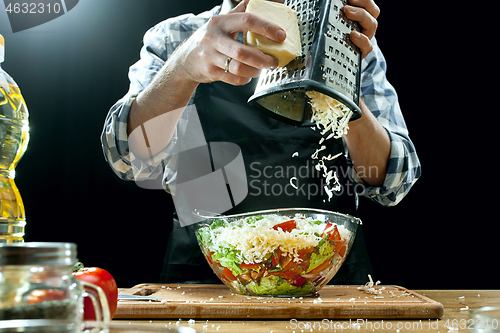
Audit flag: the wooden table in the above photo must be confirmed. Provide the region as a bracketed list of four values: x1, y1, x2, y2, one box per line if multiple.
[114, 289, 499, 332]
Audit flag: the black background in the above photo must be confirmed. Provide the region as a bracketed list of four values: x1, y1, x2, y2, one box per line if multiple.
[0, 0, 494, 289]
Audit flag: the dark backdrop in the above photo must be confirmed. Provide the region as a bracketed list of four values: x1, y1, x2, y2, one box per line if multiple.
[0, 0, 493, 289]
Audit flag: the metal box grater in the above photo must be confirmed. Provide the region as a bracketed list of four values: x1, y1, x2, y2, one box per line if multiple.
[248, 0, 363, 126]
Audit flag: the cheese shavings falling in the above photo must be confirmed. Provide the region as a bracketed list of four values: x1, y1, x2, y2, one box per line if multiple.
[306, 91, 353, 201]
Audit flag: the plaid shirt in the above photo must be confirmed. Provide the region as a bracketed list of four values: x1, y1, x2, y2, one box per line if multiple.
[101, 2, 421, 207]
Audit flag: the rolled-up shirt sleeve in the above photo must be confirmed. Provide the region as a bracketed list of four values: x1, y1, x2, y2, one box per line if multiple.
[346, 37, 421, 207]
[100, 17, 193, 182]
[101, 11, 217, 184]
[101, 94, 137, 181]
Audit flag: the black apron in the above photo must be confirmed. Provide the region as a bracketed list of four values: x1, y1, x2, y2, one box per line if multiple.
[160, 79, 373, 285]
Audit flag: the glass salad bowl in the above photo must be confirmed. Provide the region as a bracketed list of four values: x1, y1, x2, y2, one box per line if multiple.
[193, 208, 361, 297]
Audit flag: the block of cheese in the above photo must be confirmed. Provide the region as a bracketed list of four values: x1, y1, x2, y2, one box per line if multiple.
[245, 0, 301, 67]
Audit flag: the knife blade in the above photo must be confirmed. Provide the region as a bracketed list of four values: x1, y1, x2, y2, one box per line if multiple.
[118, 294, 163, 302]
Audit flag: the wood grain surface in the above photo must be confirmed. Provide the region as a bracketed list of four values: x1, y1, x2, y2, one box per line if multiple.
[115, 283, 444, 319]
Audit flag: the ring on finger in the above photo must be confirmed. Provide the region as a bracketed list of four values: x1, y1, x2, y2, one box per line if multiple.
[225, 57, 232, 73]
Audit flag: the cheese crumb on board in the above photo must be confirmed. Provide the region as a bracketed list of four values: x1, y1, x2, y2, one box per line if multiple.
[357, 274, 384, 295]
[245, 0, 301, 67]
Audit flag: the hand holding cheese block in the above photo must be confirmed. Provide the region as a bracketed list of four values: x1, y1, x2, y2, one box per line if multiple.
[245, 0, 302, 67]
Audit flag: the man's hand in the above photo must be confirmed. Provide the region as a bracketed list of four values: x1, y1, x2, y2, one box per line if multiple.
[173, 0, 285, 87]
[128, 0, 286, 158]
[343, 0, 380, 58]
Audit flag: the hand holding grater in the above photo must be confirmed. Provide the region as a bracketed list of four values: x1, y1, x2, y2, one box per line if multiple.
[248, 0, 363, 126]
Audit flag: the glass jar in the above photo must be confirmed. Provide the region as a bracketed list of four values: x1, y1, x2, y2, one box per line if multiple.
[0, 319, 199, 332]
[469, 306, 500, 333]
[0, 243, 109, 322]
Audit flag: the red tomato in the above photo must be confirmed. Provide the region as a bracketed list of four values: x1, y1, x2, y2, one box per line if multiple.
[272, 220, 296, 232]
[222, 267, 237, 281]
[240, 262, 261, 270]
[205, 250, 215, 265]
[73, 265, 118, 320]
[291, 276, 307, 287]
[323, 223, 341, 242]
[250, 268, 265, 281]
[272, 248, 282, 267]
[273, 267, 303, 280]
[336, 243, 347, 257]
[296, 247, 313, 272]
[237, 273, 252, 282]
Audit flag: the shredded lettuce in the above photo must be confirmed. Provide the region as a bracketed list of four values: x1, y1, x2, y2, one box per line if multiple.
[306, 239, 334, 273]
[211, 246, 244, 276]
[246, 275, 315, 295]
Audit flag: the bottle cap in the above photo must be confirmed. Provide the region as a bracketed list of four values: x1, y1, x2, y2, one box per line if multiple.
[0, 34, 4, 63]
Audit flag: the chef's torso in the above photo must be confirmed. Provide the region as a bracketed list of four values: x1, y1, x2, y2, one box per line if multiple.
[160, 79, 372, 285]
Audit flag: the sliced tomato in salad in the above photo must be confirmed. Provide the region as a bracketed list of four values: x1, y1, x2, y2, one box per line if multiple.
[268, 247, 314, 280]
[240, 262, 261, 270]
[323, 223, 341, 242]
[205, 250, 215, 265]
[272, 219, 296, 232]
[272, 248, 283, 267]
[323, 223, 347, 257]
[336, 243, 347, 257]
[250, 268, 265, 281]
[291, 276, 307, 287]
[297, 247, 314, 261]
[272, 261, 302, 279]
[223, 267, 237, 281]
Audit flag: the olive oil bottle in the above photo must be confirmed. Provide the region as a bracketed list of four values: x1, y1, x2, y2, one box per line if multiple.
[0, 34, 29, 243]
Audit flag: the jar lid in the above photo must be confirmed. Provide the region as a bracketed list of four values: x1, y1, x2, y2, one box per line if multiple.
[0, 242, 78, 266]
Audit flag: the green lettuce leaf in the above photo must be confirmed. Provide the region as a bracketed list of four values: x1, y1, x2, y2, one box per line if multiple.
[246, 275, 315, 295]
[306, 240, 334, 273]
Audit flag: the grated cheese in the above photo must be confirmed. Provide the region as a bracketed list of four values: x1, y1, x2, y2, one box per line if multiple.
[304, 91, 354, 201]
[307, 91, 352, 139]
[205, 214, 349, 264]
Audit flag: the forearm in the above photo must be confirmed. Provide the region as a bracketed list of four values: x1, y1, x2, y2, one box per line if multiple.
[344, 99, 390, 186]
[127, 1, 284, 161]
[127, 51, 199, 160]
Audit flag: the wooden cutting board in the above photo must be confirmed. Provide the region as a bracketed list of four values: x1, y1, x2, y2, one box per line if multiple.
[115, 284, 443, 320]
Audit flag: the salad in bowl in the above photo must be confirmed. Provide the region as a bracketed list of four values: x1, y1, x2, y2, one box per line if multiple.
[194, 208, 360, 297]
